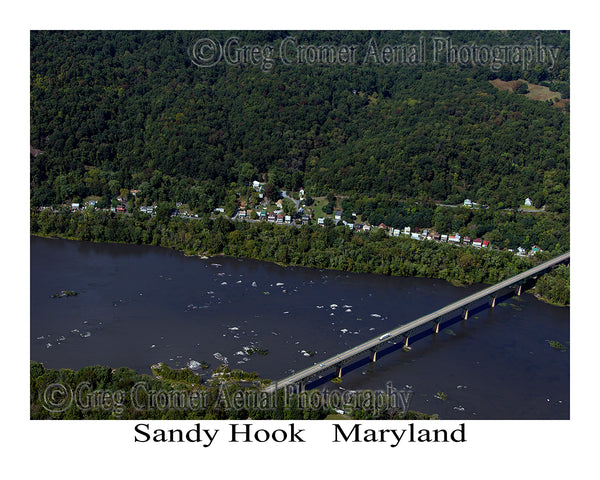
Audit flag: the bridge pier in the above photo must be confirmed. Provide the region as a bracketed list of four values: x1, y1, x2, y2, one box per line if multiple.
[462, 307, 469, 320]
[489, 296, 496, 308]
[403, 336, 410, 348]
[335, 365, 343, 378]
[433, 320, 440, 334]
[516, 284, 522, 296]
[369, 349, 378, 362]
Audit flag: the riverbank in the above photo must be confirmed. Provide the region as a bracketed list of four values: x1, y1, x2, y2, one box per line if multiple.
[30, 207, 569, 306]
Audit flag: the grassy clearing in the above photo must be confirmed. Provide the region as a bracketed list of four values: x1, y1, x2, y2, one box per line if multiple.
[489, 78, 563, 104]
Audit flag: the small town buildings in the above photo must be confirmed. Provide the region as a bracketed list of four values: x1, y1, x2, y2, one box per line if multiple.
[267, 212, 276, 222]
[403, 226, 411, 235]
[285, 215, 292, 224]
[393, 229, 401, 237]
[473, 238, 483, 248]
[441, 234, 448, 242]
[276, 213, 284, 224]
[463, 237, 471, 245]
[482, 240, 489, 248]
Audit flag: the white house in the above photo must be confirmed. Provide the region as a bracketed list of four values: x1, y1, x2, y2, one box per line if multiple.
[464, 199, 472, 207]
[524, 198, 532, 207]
[403, 226, 411, 235]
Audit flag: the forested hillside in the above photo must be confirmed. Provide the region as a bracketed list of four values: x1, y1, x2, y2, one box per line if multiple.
[30, 31, 569, 213]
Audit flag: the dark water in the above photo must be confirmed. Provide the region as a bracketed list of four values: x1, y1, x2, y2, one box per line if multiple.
[30, 236, 569, 419]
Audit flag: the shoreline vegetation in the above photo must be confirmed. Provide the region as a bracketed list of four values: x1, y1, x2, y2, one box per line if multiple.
[30, 209, 569, 306]
[30, 361, 437, 420]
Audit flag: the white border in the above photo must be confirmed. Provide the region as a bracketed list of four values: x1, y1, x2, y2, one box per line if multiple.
[6, 1, 598, 478]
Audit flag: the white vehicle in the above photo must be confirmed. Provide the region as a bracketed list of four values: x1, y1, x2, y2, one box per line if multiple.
[379, 333, 391, 341]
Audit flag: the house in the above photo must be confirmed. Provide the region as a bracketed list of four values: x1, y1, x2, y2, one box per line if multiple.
[302, 214, 310, 223]
[393, 229, 401, 237]
[482, 240, 489, 248]
[473, 238, 483, 248]
[531, 245, 542, 254]
[378, 223, 387, 230]
[403, 226, 411, 235]
[299, 188, 305, 197]
[130, 189, 140, 196]
[214, 207, 225, 213]
[276, 213, 284, 224]
[71, 203, 80, 211]
[433, 233, 441, 241]
[252, 180, 262, 191]
[525, 198, 532, 207]
[362, 225, 371, 232]
[463, 237, 471, 245]
[318, 217, 325, 225]
[285, 215, 291, 223]
[441, 234, 448, 242]
[411, 232, 421, 240]
[448, 234, 460, 243]
[517, 247, 527, 256]
[259, 210, 267, 219]
[140, 205, 154, 214]
[334, 210, 342, 221]
[237, 210, 246, 218]
[464, 199, 472, 207]
[116, 205, 126, 213]
[267, 212, 276, 222]
[246, 209, 253, 217]
[346, 223, 354, 230]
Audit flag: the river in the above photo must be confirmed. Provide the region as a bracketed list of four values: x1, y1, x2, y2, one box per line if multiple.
[30, 235, 569, 419]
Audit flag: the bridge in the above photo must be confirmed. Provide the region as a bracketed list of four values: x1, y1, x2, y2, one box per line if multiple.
[264, 251, 570, 393]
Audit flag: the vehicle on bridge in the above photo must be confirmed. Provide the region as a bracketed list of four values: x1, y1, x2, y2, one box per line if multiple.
[379, 333, 391, 341]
